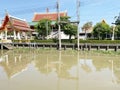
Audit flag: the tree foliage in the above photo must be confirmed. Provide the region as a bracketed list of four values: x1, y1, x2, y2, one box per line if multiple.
[82, 22, 92, 39]
[82, 22, 92, 31]
[63, 24, 77, 40]
[115, 25, 120, 39]
[115, 16, 120, 25]
[114, 16, 120, 39]
[35, 19, 51, 39]
[93, 21, 111, 40]
[60, 16, 77, 40]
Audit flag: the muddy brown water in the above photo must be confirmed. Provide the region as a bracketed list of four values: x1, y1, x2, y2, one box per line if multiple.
[0, 49, 120, 90]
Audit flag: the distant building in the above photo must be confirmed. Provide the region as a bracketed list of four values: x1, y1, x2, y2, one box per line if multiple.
[30, 9, 72, 39]
[80, 27, 93, 40]
[0, 13, 34, 43]
[30, 9, 67, 29]
[32, 9, 67, 22]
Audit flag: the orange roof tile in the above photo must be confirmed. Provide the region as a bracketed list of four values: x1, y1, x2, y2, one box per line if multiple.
[32, 11, 67, 22]
[11, 17, 29, 28]
[14, 26, 34, 32]
[0, 14, 34, 32]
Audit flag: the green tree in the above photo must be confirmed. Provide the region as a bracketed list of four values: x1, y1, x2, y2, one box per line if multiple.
[63, 23, 77, 40]
[82, 22, 92, 40]
[115, 25, 120, 39]
[35, 19, 51, 39]
[93, 21, 111, 40]
[60, 16, 77, 41]
[114, 15, 120, 39]
[115, 16, 120, 25]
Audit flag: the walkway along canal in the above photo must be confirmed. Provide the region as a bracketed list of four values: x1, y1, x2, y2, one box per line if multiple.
[1, 43, 120, 51]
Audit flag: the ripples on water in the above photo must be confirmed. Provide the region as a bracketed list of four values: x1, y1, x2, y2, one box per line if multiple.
[0, 49, 120, 90]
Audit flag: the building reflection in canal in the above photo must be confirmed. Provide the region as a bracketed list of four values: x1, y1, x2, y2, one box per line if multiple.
[0, 49, 120, 90]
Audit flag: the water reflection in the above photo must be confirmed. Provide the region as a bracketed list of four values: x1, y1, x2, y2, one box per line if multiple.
[0, 50, 32, 78]
[34, 51, 78, 79]
[0, 50, 120, 90]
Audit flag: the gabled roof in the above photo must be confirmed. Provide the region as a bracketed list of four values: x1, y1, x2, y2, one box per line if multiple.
[32, 11, 67, 22]
[0, 14, 34, 32]
[0, 15, 9, 30]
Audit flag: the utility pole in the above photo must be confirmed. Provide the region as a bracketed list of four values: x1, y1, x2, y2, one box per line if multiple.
[77, 0, 80, 50]
[111, 13, 120, 41]
[46, 21, 48, 39]
[57, 0, 61, 50]
[112, 26, 115, 40]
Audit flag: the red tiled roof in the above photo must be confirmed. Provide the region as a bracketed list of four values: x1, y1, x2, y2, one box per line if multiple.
[32, 11, 67, 22]
[0, 15, 9, 30]
[0, 14, 34, 32]
[12, 19, 29, 28]
[14, 26, 34, 32]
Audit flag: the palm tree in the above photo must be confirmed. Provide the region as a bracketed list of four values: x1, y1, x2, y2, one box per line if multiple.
[82, 22, 92, 40]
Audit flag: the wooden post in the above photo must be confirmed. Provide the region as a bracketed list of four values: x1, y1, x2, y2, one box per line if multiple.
[56, 43, 59, 50]
[114, 46, 118, 52]
[49, 45, 52, 49]
[72, 45, 74, 50]
[88, 45, 91, 51]
[97, 46, 100, 50]
[36, 44, 38, 49]
[43, 45, 45, 49]
[82, 45, 84, 51]
[85, 43, 87, 50]
[1, 43, 3, 50]
[64, 45, 66, 50]
[106, 46, 108, 51]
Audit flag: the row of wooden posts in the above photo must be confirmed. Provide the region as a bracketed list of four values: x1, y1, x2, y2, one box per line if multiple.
[1, 43, 119, 51]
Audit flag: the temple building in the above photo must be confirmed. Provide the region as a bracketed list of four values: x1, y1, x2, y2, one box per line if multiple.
[30, 9, 67, 29]
[0, 13, 34, 43]
[30, 9, 73, 39]
[32, 9, 67, 22]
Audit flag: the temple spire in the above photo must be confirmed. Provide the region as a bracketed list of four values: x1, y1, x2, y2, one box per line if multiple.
[5, 9, 9, 15]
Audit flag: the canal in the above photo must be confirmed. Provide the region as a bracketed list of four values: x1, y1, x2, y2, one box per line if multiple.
[0, 49, 120, 90]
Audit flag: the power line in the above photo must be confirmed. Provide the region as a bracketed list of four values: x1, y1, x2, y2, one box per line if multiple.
[11, 5, 56, 15]
[0, 4, 56, 16]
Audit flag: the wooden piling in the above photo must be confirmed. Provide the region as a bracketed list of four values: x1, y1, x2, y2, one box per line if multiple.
[88, 45, 91, 51]
[97, 46, 100, 50]
[114, 46, 118, 52]
[64, 45, 66, 50]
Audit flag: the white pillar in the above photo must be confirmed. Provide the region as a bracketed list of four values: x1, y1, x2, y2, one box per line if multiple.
[14, 30, 17, 40]
[5, 30, 7, 40]
[25, 32, 28, 40]
[17, 32, 21, 40]
[112, 26, 115, 40]
[1, 32, 3, 40]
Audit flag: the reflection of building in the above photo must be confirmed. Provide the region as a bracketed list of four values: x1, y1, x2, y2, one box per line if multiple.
[79, 59, 96, 72]
[0, 50, 120, 85]
[0, 13, 34, 43]
[0, 50, 32, 79]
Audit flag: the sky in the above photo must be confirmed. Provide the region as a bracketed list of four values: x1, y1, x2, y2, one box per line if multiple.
[0, 0, 120, 27]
